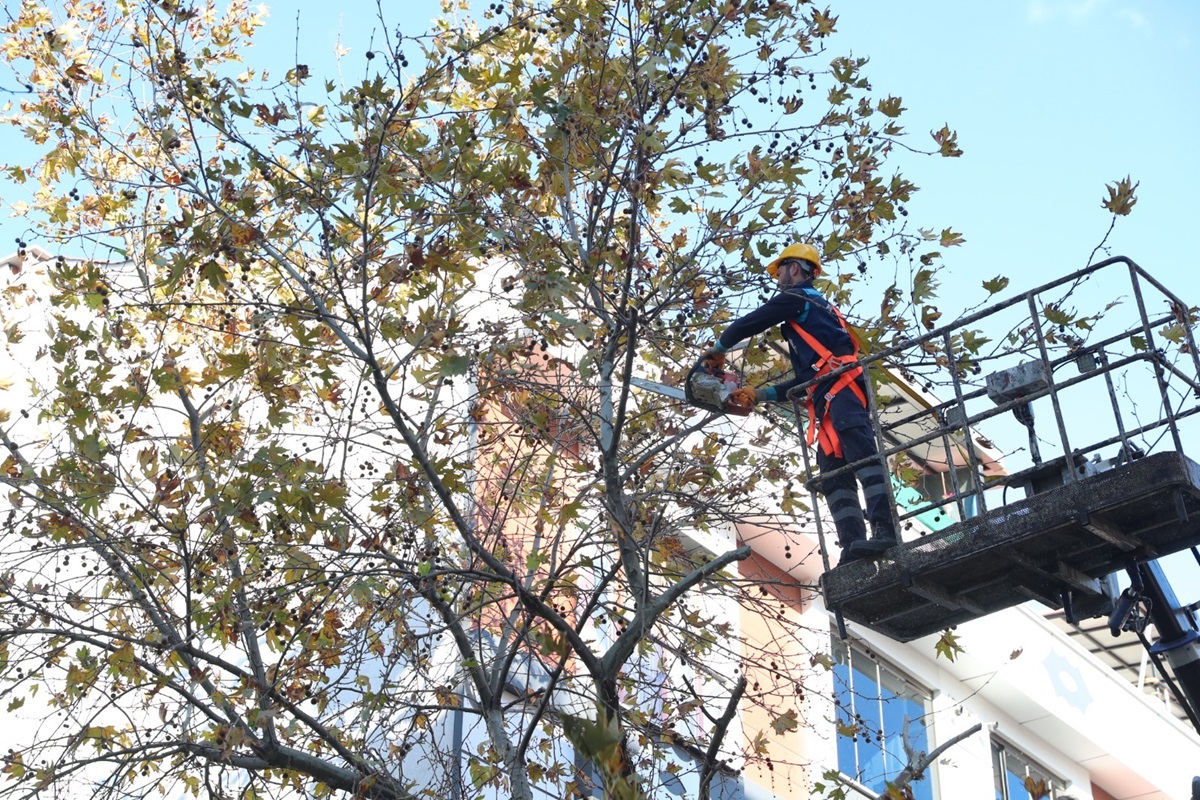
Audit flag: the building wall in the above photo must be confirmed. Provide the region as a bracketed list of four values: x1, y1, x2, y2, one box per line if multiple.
[737, 549, 821, 799]
[732, 518, 1200, 800]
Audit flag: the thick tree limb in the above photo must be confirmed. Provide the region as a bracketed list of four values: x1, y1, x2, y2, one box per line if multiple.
[599, 544, 750, 676]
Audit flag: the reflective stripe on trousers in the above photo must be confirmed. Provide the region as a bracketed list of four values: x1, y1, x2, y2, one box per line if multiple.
[815, 424, 891, 547]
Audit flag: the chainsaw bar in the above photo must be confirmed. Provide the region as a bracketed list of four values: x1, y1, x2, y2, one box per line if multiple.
[628, 362, 750, 416]
[628, 377, 686, 400]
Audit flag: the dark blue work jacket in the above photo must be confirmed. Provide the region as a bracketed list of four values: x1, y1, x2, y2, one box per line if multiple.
[718, 280, 866, 426]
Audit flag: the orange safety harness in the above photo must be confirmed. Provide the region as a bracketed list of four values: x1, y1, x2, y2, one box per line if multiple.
[787, 300, 866, 459]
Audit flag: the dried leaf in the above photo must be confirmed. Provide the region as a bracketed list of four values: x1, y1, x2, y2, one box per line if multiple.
[1102, 175, 1139, 216]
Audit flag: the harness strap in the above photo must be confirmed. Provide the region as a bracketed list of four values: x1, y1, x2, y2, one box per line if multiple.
[787, 299, 866, 458]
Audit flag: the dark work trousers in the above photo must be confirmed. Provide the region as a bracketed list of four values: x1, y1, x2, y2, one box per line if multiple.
[812, 392, 892, 551]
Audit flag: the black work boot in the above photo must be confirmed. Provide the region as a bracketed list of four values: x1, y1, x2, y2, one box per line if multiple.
[838, 545, 863, 565]
[849, 523, 898, 559]
[833, 518, 868, 566]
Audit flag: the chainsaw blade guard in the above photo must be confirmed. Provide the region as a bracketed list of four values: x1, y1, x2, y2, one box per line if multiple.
[686, 359, 751, 416]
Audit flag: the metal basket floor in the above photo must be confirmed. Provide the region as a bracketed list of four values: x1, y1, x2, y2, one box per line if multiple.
[821, 451, 1200, 641]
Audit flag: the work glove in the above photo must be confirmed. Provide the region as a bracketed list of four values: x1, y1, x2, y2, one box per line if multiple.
[699, 350, 726, 372]
[727, 387, 757, 412]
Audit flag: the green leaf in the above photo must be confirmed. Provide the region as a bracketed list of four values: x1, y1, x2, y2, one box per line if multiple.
[562, 705, 623, 761]
[939, 227, 965, 247]
[982, 275, 1009, 294]
[200, 261, 229, 289]
[877, 96, 905, 118]
[835, 719, 864, 738]
[812, 8, 838, 37]
[912, 268, 938, 304]
[440, 352, 471, 376]
[1043, 304, 1073, 326]
[468, 759, 499, 789]
[78, 432, 104, 461]
[934, 629, 964, 661]
[827, 84, 850, 105]
[531, 629, 568, 658]
[961, 329, 991, 353]
[696, 161, 721, 184]
[286, 64, 310, 86]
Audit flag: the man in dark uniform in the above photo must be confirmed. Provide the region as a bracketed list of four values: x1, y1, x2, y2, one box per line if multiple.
[704, 243, 897, 563]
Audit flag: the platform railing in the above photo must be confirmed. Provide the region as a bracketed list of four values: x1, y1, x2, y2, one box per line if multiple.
[794, 256, 1200, 571]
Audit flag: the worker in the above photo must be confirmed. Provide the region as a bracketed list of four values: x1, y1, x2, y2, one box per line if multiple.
[702, 242, 897, 563]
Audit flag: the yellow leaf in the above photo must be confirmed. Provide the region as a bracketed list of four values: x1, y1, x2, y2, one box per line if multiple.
[230, 223, 259, 247]
[931, 124, 963, 157]
[108, 642, 135, 672]
[809, 652, 835, 670]
[1024, 776, 1051, 799]
[1102, 175, 1139, 216]
[935, 629, 964, 661]
[771, 709, 799, 734]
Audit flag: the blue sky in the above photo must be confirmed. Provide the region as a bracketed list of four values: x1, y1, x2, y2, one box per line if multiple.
[6, 0, 1196, 296]
[9, 0, 1195, 307]
[833, 1, 1198, 297]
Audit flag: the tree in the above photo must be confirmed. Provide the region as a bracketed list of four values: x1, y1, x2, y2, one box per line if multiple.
[0, 0, 964, 797]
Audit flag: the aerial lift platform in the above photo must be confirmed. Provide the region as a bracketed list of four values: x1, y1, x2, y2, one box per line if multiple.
[821, 449, 1200, 641]
[800, 256, 1200, 731]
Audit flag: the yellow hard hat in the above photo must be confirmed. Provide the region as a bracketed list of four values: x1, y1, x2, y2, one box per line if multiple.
[766, 242, 822, 279]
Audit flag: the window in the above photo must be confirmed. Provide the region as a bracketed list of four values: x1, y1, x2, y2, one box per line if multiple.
[832, 639, 933, 800]
[992, 740, 1065, 800]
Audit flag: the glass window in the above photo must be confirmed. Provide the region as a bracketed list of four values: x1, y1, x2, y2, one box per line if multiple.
[832, 639, 933, 800]
[991, 740, 1065, 800]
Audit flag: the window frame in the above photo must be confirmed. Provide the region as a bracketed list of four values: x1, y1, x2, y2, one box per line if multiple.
[831, 638, 935, 800]
[991, 737, 1066, 800]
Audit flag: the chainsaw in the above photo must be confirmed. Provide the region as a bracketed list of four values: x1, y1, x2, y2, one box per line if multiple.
[629, 347, 754, 416]
[684, 357, 754, 415]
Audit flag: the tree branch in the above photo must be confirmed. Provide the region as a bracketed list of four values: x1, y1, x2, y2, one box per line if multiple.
[697, 675, 747, 800]
[600, 544, 750, 676]
[879, 721, 982, 799]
